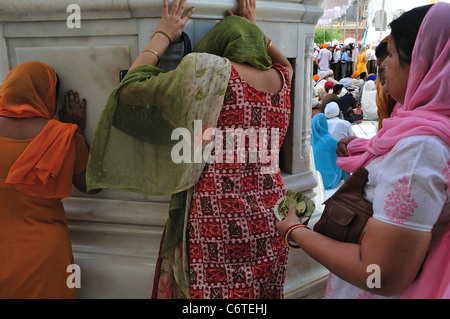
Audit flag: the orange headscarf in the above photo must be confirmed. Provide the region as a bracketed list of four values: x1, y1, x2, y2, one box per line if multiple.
[0, 61, 79, 198]
[375, 35, 396, 130]
[376, 75, 397, 130]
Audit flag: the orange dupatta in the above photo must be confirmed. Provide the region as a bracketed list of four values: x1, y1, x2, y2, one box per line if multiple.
[376, 78, 396, 131]
[0, 61, 79, 198]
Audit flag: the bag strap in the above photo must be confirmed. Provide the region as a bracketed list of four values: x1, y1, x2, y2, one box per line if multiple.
[180, 32, 192, 57]
[330, 167, 369, 198]
[351, 167, 369, 186]
[119, 32, 192, 82]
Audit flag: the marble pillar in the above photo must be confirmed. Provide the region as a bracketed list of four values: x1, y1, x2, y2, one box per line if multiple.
[0, 0, 328, 298]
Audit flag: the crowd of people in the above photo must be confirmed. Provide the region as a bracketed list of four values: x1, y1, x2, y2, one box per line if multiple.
[0, 0, 448, 300]
[311, 37, 389, 190]
[313, 41, 379, 122]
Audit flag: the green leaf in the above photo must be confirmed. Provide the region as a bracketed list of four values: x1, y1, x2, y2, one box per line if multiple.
[273, 191, 316, 225]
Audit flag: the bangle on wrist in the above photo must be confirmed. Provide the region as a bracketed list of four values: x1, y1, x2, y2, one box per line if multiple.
[142, 49, 160, 61]
[284, 224, 310, 249]
[267, 39, 273, 50]
[153, 30, 173, 44]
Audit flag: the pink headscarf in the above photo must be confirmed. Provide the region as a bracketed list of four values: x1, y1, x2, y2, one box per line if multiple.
[400, 221, 450, 299]
[336, 2, 450, 172]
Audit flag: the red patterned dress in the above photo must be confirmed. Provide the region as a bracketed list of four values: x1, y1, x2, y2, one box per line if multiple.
[188, 63, 291, 299]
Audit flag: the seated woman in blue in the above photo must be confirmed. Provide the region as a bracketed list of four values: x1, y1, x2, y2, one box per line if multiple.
[311, 113, 345, 190]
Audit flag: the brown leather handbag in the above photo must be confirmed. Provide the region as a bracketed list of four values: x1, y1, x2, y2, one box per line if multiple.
[314, 167, 373, 244]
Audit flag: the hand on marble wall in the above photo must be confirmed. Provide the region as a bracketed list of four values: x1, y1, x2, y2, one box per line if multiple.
[156, 0, 195, 44]
[226, 0, 257, 24]
[60, 90, 86, 132]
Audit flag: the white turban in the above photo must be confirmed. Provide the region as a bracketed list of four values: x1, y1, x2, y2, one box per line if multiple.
[364, 80, 375, 91]
[324, 102, 340, 119]
[340, 77, 352, 88]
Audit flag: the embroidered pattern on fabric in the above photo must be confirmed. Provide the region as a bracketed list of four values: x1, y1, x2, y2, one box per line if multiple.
[188, 64, 291, 299]
[356, 291, 376, 299]
[383, 175, 418, 224]
[324, 273, 333, 298]
[443, 160, 450, 191]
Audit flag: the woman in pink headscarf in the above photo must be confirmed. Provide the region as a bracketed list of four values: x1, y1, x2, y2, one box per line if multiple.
[276, 3, 449, 299]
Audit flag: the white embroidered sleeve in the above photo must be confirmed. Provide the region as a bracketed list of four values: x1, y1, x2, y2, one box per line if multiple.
[364, 136, 449, 232]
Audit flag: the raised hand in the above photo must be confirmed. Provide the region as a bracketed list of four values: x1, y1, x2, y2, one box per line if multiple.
[227, 0, 256, 23]
[60, 90, 86, 131]
[156, 0, 195, 43]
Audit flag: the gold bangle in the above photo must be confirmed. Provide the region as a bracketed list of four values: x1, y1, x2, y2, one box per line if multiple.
[267, 39, 273, 50]
[142, 49, 160, 61]
[153, 30, 172, 43]
[284, 224, 309, 249]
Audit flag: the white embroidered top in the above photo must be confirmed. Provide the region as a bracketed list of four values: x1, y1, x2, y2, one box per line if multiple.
[325, 135, 450, 299]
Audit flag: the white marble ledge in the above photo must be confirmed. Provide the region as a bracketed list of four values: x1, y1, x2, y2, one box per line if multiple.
[0, 0, 323, 24]
[68, 220, 163, 262]
[281, 170, 318, 194]
[0, 0, 131, 22]
[2, 19, 139, 38]
[63, 197, 169, 227]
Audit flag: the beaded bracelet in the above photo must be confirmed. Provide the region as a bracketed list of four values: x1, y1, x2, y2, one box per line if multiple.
[284, 224, 310, 249]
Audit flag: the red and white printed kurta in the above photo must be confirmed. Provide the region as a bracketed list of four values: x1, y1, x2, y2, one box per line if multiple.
[188, 64, 292, 299]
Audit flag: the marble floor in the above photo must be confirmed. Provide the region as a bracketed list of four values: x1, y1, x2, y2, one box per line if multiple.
[350, 120, 378, 139]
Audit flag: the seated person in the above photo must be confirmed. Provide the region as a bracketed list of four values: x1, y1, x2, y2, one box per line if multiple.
[324, 80, 334, 93]
[361, 80, 378, 120]
[312, 86, 326, 109]
[324, 69, 340, 85]
[320, 83, 343, 113]
[324, 102, 355, 141]
[336, 88, 363, 123]
[313, 74, 321, 84]
[351, 71, 364, 89]
[311, 113, 346, 190]
[367, 73, 376, 82]
[356, 71, 368, 104]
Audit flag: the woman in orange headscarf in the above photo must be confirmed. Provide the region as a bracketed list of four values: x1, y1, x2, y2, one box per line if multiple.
[0, 61, 95, 298]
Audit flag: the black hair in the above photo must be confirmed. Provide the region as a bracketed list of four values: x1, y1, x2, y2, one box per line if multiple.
[333, 84, 343, 93]
[55, 73, 60, 99]
[54, 73, 61, 117]
[375, 41, 388, 59]
[389, 4, 433, 65]
[359, 72, 366, 79]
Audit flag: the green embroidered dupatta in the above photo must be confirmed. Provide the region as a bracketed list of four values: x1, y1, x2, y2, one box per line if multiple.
[86, 15, 273, 298]
[87, 53, 231, 194]
[194, 15, 272, 70]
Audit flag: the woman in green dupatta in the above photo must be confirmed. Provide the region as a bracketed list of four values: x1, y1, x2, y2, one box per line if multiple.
[87, 0, 293, 299]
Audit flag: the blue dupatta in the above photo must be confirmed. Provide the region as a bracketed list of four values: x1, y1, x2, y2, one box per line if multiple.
[311, 113, 345, 190]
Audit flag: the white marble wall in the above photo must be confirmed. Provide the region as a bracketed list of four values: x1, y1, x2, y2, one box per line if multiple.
[0, 0, 328, 299]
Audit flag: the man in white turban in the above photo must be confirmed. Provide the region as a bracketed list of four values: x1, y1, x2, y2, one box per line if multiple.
[324, 102, 355, 141]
